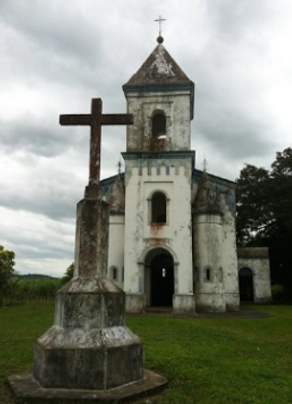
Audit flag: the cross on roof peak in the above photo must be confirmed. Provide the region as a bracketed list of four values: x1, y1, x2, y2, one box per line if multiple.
[154, 15, 166, 39]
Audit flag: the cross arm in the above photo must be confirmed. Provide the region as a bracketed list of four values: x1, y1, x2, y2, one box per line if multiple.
[59, 114, 92, 126]
[101, 114, 133, 125]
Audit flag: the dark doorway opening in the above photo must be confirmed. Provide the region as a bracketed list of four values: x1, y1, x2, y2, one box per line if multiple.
[150, 252, 174, 306]
[239, 267, 254, 302]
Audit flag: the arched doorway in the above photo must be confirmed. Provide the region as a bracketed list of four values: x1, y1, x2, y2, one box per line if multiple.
[145, 248, 174, 307]
[239, 267, 254, 302]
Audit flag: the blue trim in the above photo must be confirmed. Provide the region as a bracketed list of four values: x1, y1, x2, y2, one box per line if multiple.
[123, 83, 193, 94]
[122, 151, 195, 161]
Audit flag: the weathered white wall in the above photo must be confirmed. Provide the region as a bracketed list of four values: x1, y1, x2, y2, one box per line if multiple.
[192, 183, 239, 312]
[125, 91, 191, 152]
[123, 156, 194, 313]
[193, 214, 226, 312]
[220, 194, 240, 311]
[107, 213, 125, 289]
[238, 250, 272, 303]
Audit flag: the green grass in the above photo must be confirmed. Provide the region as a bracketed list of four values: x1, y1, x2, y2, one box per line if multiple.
[0, 303, 292, 404]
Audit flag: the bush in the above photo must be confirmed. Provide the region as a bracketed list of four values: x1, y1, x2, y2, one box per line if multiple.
[272, 284, 286, 302]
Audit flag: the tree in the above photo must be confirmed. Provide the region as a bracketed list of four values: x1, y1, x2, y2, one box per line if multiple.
[236, 164, 272, 245]
[0, 245, 15, 307]
[236, 148, 292, 299]
[61, 263, 74, 285]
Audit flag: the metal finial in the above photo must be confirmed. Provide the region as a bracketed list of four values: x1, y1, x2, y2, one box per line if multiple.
[117, 160, 122, 175]
[154, 15, 166, 41]
[202, 156, 208, 173]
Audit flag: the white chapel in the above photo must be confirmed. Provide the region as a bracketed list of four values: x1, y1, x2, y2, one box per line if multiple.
[101, 37, 272, 313]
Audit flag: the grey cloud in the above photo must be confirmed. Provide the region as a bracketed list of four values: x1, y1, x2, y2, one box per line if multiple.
[205, 0, 274, 42]
[194, 89, 276, 161]
[0, 1, 101, 66]
[1, 229, 74, 261]
[0, 118, 75, 157]
[0, 1, 139, 95]
[0, 163, 83, 220]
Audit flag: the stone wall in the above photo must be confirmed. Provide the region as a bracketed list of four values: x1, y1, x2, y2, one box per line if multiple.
[125, 91, 191, 152]
[238, 247, 272, 303]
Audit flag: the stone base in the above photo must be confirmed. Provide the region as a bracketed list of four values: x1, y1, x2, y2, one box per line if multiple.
[126, 294, 145, 313]
[7, 370, 167, 404]
[172, 294, 195, 314]
[34, 278, 144, 390]
[34, 327, 143, 390]
[225, 293, 240, 312]
[195, 293, 226, 313]
[254, 296, 273, 304]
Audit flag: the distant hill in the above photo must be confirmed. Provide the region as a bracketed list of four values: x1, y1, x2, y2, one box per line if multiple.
[15, 274, 59, 281]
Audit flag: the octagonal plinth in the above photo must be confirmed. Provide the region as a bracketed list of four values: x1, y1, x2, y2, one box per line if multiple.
[33, 277, 144, 390]
[34, 327, 143, 389]
[54, 277, 126, 328]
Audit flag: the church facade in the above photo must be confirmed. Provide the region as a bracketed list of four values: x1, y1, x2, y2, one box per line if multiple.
[101, 39, 272, 313]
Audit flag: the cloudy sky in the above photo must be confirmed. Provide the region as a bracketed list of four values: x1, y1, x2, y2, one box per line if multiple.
[0, 0, 291, 277]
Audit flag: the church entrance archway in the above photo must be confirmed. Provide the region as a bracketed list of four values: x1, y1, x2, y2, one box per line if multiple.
[239, 267, 254, 302]
[145, 248, 174, 307]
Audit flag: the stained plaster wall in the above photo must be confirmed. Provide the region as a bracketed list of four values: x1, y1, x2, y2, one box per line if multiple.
[193, 214, 226, 312]
[192, 175, 239, 312]
[108, 213, 125, 289]
[221, 194, 240, 311]
[125, 92, 191, 152]
[238, 248, 272, 303]
[123, 155, 194, 312]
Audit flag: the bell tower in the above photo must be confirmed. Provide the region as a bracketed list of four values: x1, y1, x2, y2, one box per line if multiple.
[123, 38, 194, 153]
[122, 37, 196, 314]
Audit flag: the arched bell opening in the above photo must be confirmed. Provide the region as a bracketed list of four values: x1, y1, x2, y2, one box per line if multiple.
[152, 111, 166, 139]
[145, 248, 174, 307]
[239, 267, 254, 302]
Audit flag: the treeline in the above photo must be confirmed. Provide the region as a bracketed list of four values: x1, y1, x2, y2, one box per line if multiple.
[3, 278, 63, 305]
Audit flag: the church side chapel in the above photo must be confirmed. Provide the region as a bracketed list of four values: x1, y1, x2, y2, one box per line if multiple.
[101, 33, 272, 313]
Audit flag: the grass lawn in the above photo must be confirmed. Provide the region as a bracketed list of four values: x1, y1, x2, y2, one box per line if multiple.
[0, 302, 291, 404]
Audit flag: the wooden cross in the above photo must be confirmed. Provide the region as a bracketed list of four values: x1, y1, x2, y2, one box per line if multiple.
[154, 15, 166, 36]
[60, 98, 133, 186]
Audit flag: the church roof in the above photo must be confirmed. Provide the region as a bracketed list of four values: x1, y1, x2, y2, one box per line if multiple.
[109, 173, 125, 214]
[123, 43, 194, 89]
[193, 171, 223, 215]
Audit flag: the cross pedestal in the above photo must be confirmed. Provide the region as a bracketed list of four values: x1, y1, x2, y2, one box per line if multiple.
[7, 99, 167, 403]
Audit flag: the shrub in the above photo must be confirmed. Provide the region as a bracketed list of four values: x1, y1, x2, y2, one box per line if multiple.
[272, 284, 286, 302]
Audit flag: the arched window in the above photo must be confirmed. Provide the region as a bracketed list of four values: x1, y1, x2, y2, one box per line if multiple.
[205, 267, 212, 282]
[218, 267, 223, 283]
[152, 112, 166, 139]
[110, 266, 118, 281]
[151, 192, 167, 224]
[194, 267, 199, 282]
